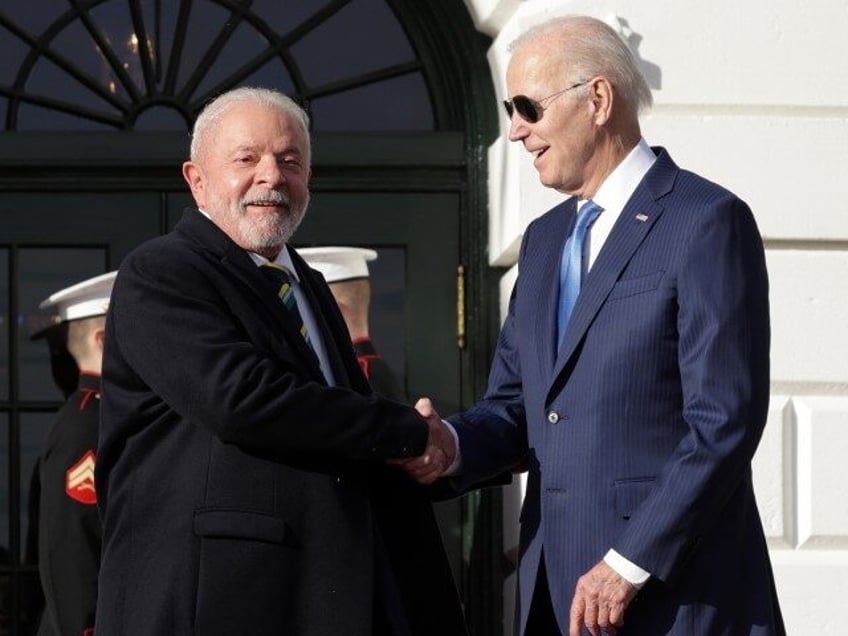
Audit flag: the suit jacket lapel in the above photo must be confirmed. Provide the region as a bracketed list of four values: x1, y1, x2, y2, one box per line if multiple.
[549, 150, 677, 389]
[175, 209, 327, 381]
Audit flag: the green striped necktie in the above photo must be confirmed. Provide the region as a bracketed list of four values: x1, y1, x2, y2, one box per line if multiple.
[260, 262, 313, 350]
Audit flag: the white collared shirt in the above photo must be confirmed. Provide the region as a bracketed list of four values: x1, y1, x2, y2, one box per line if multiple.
[582, 137, 657, 270]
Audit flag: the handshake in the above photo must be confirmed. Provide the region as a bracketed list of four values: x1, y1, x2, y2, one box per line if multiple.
[390, 398, 457, 485]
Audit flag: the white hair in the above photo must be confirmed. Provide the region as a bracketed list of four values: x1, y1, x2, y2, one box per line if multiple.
[511, 15, 653, 115]
[189, 87, 311, 161]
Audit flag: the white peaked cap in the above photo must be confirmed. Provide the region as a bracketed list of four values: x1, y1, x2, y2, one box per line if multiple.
[299, 246, 377, 283]
[38, 270, 118, 324]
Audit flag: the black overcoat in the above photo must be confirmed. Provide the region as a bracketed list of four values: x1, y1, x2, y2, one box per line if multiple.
[96, 208, 466, 636]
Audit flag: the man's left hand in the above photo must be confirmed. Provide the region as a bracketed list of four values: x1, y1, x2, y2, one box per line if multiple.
[569, 560, 638, 636]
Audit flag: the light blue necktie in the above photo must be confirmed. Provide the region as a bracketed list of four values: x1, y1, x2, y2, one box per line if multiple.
[557, 200, 603, 346]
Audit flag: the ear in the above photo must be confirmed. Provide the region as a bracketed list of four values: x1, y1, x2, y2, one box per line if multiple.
[182, 160, 207, 209]
[588, 76, 614, 126]
[93, 326, 106, 354]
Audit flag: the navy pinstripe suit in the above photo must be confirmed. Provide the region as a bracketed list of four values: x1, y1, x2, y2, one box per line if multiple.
[449, 149, 784, 635]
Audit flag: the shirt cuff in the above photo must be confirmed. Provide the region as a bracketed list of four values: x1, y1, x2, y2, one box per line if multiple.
[441, 420, 462, 476]
[604, 549, 650, 588]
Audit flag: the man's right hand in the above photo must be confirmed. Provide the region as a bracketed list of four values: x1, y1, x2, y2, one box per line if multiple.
[389, 398, 456, 484]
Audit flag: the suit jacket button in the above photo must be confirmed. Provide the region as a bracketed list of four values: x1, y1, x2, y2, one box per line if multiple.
[547, 411, 559, 424]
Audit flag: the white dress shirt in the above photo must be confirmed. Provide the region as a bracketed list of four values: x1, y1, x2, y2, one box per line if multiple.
[584, 137, 657, 271]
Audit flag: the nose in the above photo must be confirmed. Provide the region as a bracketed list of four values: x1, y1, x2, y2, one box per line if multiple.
[255, 154, 285, 187]
[507, 114, 529, 142]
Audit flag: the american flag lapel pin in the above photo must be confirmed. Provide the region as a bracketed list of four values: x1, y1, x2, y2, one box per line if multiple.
[635, 213, 649, 222]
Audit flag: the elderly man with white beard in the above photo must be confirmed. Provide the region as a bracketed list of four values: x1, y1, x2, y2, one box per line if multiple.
[94, 87, 467, 636]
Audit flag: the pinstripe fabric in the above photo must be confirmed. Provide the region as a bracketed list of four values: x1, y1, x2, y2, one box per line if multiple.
[449, 148, 784, 635]
[260, 262, 313, 350]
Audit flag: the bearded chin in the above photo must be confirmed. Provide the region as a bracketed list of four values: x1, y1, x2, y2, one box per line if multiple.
[239, 193, 310, 250]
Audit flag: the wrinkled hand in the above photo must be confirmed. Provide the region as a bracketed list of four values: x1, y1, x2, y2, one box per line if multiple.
[390, 398, 456, 484]
[569, 560, 638, 636]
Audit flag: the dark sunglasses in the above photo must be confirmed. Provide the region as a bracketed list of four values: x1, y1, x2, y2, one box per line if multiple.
[502, 81, 589, 123]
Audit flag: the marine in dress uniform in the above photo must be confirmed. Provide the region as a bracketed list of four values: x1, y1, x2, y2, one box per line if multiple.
[300, 246, 407, 402]
[32, 271, 117, 636]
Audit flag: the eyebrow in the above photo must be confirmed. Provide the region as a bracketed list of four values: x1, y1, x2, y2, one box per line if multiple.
[232, 144, 303, 157]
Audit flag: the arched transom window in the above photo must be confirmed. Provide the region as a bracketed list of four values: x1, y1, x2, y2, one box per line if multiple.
[0, 0, 436, 132]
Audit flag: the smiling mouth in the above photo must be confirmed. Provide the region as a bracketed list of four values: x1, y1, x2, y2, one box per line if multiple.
[244, 199, 290, 214]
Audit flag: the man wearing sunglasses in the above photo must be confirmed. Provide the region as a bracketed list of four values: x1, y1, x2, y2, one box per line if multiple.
[400, 14, 784, 636]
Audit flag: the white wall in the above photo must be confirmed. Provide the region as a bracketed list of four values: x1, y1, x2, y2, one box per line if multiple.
[464, 0, 848, 634]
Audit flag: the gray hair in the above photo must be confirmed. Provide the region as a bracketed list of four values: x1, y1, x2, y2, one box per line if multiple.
[189, 87, 311, 162]
[511, 15, 653, 115]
